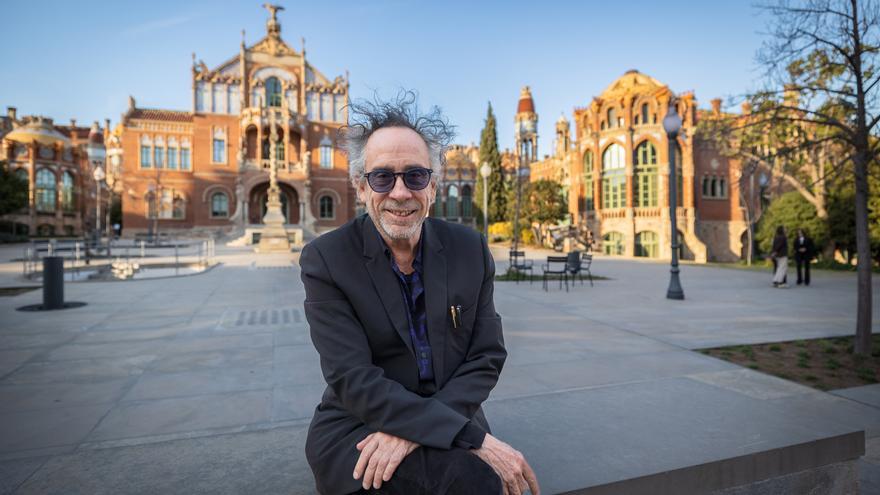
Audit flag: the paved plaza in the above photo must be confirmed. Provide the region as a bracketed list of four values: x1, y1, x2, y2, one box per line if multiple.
[0, 242, 878, 494]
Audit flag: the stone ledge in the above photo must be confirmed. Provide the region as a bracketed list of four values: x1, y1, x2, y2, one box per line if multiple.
[559, 431, 864, 495]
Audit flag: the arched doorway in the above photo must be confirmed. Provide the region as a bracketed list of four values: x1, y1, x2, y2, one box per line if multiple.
[248, 182, 299, 224]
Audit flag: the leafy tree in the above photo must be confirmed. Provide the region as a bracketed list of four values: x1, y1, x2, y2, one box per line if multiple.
[757, 191, 829, 255]
[828, 180, 857, 262]
[477, 103, 507, 223]
[505, 179, 567, 230]
[0, 161, 28, 217]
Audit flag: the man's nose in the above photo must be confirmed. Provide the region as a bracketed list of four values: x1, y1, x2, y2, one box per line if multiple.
[388, 174, 413, 200]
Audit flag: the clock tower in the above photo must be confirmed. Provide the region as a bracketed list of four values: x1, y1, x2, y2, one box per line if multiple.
[514, 86, 538, 164]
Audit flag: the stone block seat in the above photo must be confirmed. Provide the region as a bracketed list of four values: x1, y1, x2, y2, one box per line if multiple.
[484, 376, 865, 494]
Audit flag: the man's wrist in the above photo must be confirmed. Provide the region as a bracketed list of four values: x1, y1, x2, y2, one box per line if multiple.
[453, 421, 487, 450]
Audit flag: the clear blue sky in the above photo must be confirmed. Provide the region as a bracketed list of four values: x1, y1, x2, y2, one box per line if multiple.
[2, 1, 770, 153]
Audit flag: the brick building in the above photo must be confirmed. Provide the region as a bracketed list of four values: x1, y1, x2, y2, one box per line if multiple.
[527, 70, 749, 262]
[112, 5, 354, 239]
[1, 108, 110, 237]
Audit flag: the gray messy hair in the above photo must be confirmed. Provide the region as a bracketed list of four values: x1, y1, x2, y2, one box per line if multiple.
[340, 90, 456, 185]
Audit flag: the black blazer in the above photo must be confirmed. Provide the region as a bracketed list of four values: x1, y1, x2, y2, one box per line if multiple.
[300, 214, 506, 495]
[794, 235, 815, 261]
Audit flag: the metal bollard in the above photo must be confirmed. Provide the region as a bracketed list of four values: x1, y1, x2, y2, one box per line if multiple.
[42, 257, 64, 310]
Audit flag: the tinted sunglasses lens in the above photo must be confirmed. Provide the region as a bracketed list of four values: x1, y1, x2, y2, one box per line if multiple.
[404, 169, 431, 190]
[367, 172, 395, 192]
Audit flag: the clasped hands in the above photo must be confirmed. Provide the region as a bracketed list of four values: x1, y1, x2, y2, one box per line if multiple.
[354, 431, 540, 495]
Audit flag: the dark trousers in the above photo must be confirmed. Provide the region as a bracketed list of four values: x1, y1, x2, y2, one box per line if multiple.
[352, 447, 502, 495]
[796, 257, 810, 285]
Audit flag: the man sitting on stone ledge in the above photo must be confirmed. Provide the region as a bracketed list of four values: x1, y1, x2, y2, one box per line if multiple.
[300, 92, 540, 495]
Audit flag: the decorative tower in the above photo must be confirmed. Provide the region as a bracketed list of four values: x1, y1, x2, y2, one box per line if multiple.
[555, 113, 570, 157]
[514, 86, 538, 163]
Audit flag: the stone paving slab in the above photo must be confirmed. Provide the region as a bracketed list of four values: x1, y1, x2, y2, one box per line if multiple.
[11, 425, 314, 495]
[832, 384, 880, 410]
[0, 244, 878, 493]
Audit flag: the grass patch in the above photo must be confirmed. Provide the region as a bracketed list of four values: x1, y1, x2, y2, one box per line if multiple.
[699, 335, 880, 391]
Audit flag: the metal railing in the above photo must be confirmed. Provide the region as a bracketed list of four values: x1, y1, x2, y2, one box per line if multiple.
[22, 238, 216, 280]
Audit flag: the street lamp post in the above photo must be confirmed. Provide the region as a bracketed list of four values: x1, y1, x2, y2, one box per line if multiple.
[93, 166, 106, 241]
[663, 102, 685, 300]
[512, 153, 530, 252]
[480, 162, 491, 240]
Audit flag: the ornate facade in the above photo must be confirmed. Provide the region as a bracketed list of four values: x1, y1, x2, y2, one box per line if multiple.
[433, 144, 478, 224]
[528, 70, 748, 262]
[113, 5, 354, 238]
[1, 107, 110, 237]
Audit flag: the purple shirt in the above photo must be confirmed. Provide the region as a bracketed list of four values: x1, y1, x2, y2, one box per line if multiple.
[387, 240, 434, 382]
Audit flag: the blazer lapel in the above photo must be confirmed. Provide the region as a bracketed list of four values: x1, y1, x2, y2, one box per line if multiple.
[362, 217, 415, 357]
[422, 219, 447, 385]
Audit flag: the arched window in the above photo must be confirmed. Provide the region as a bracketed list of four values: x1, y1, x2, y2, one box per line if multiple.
[319, 195, 334, 219]
[702, 176, 710, 197]
[583, 150, 594, 211]
[61, 171, 75, 213]
[635, 231, 659, 258]
[461, 185, 473, 218]
[607, 108, 617, 128]
[601, 143, 626, 209]
[602, 232, 625, 256]
[641, 103, 649, 126]
[36, 169, 56, 212]
[710, 177, 718, 197]
[446, 185, 459, 217]
[634, 141, 658, 207]
[211, 192, 229, 218]
[719, 178, 727, 198]
[266, 77, 282, 107]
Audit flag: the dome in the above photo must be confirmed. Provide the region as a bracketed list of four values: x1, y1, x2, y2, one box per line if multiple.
[517, 86, 535, 114]
[599, 70, 666, 99]
[4, 116, 71, 147]
[556, 113, 569, 124]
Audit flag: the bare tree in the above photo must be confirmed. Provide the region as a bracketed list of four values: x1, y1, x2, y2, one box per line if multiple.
[703, 0, 878, 355]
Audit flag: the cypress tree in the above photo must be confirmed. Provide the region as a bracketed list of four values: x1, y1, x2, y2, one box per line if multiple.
[476, 102, 506, 224]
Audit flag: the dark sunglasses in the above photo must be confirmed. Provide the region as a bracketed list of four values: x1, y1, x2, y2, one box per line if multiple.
[363, 168, 434, 193]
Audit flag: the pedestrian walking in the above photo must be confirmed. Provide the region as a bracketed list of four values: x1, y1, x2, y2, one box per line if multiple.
[771, 226, 789, 288]
[794, 228, 815, 286]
